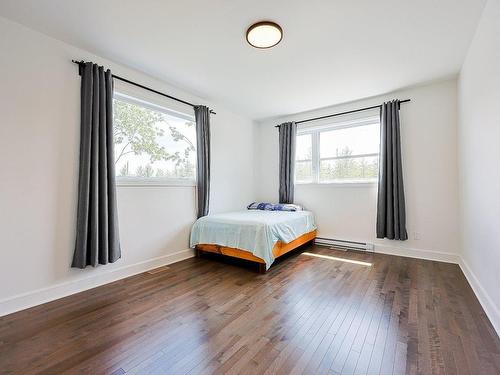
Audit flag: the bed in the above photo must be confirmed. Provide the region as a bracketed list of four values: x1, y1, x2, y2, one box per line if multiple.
[190, 210, 317, 272]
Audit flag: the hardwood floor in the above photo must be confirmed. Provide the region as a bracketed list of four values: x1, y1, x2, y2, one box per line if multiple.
[0, 245, 499, 375]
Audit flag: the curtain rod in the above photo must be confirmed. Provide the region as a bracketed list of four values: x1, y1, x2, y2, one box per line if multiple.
[275, 99, 410, 127]
[72, 60, 216, 115]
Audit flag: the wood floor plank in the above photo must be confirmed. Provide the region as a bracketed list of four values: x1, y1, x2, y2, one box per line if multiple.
[0, 246, 498, 375]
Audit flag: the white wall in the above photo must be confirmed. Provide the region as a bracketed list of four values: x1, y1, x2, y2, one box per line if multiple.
[457, 0, 500, 334]
[0, 17, 255, 315]
[255, 79, 460, 261]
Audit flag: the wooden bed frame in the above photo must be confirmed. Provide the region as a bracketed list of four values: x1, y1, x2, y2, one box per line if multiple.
[195, 230, 317, 273]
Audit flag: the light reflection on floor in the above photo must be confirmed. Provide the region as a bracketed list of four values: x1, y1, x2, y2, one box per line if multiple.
[301, 251, 373, 266]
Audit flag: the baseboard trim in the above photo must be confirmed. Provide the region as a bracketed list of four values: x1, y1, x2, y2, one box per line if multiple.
[375, 244, 460, 264]
[0, 248, 195, 317]
[458, 257, 500, 337]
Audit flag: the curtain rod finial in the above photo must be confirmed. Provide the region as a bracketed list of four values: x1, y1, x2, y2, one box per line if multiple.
[72, 59, 85, 75]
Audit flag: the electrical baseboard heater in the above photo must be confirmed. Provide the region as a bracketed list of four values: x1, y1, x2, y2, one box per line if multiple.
[314, 237, 374, 252]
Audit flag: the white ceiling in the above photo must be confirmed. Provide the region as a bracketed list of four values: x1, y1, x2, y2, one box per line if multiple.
[0, 0, 486, 120]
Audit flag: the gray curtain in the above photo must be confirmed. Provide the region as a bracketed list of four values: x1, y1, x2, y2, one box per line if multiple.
[278, 122, 297, 204]
[376, 100, 408, 240]
[194, 106, 211, 218]
[72, 62, 121, 268]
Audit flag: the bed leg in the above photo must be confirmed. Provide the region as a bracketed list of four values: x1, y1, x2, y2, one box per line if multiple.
[195, 248, 201, 258]
[258, 263, 266, 274]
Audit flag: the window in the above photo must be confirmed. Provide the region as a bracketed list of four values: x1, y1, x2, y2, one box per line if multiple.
[295, 133, 313, 183]
[295, 115, 380, 184]
[113, 93, 196, 185]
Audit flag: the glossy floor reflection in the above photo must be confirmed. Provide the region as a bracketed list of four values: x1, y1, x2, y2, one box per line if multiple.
[0, 245, 498, 374]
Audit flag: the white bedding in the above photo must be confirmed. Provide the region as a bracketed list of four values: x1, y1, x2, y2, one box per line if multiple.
[190, 210, 316, 269]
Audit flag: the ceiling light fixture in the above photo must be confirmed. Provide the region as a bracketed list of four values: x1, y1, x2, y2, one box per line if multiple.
[246, 21, 283, 49]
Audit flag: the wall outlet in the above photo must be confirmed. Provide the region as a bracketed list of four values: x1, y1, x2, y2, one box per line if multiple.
[413, 231, 421, 240]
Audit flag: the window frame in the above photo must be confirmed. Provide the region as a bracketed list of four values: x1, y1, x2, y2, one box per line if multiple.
[113, 91, 197, 187]
[295, 115, 380, 186]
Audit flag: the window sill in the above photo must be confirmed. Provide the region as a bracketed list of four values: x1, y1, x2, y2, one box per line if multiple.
[295, 181, 378, 188]
[116, 178, 196, 187]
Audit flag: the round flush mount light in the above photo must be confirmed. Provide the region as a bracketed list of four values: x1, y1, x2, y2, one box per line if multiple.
[246, 21, 283, 49]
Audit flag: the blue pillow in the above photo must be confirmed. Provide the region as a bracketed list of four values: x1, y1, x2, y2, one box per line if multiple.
[272, 203, 303, 212]
[247, 202, 274, 210]
[247, 202, 303, 211]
